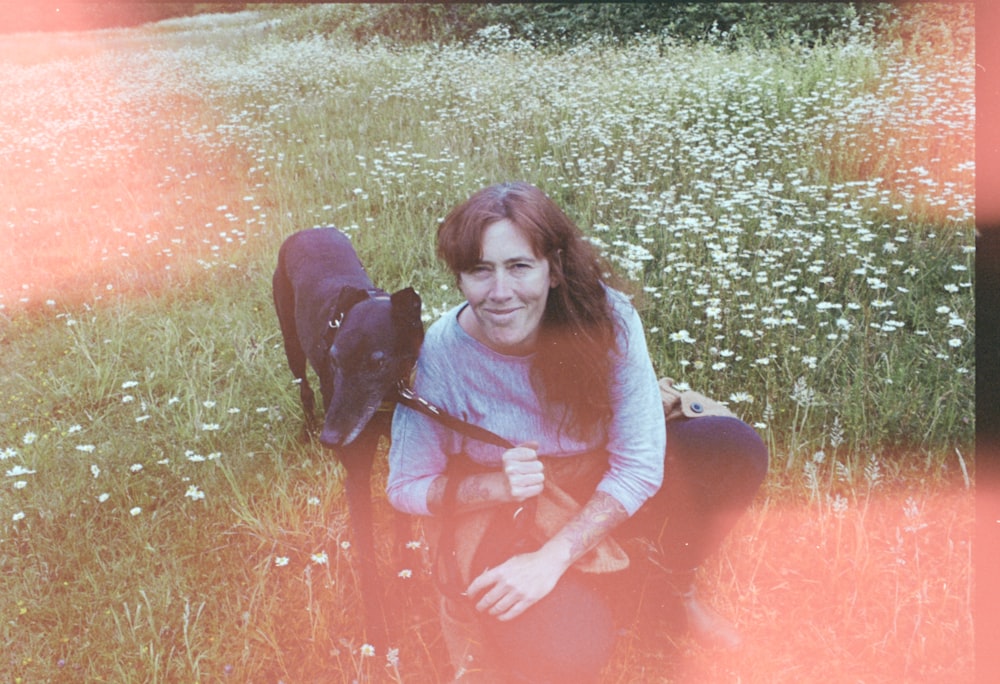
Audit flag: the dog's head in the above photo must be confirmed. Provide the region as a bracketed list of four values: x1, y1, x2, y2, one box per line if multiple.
[319, 286, 423, 447]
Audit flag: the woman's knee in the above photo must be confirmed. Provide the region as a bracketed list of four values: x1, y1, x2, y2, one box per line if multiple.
[668, 416, 768, 481]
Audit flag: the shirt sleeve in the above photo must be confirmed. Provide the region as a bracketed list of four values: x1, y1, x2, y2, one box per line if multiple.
[386, 323, 460, 516]
[594, 292, 666, 516]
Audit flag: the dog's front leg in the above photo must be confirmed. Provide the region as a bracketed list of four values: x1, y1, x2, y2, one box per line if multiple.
[338, 423, 391, 650]
[299, 380, 317, 428]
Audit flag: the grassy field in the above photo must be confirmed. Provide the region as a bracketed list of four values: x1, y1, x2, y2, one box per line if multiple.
[0, 6, 975, 683]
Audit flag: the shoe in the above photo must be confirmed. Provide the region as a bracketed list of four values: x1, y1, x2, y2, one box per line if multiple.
[659, 568, 743, 651]
[676, 584, 743, 651]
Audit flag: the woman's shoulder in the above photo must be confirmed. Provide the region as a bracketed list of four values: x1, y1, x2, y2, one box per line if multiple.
[604, 285, 633, 309]
[420, 302, 468, 359]
[602, 285, 648, 355]
[604, 285, 641, 322]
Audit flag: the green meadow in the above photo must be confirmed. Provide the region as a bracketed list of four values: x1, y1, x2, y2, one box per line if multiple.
[1, 5, 974, 682]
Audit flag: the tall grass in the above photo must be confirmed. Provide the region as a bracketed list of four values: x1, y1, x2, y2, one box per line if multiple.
[0, 6, 974, 682]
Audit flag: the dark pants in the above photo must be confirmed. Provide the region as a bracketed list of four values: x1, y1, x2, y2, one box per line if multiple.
[484, 416, 769, 683]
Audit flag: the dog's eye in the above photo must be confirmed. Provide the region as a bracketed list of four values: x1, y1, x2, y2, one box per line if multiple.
[368, 351, 387, 370]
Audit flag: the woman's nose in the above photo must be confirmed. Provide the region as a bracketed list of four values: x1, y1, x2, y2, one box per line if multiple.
[489, 270, 513, 299]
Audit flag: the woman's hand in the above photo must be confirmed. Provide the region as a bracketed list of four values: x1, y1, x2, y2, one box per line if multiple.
[502, 441, 544, 502]
[467, 491, 630, 622]
[466, 547, 568, 622]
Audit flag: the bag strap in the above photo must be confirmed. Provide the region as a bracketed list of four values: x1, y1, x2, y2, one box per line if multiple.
[435, 467, 469, 600]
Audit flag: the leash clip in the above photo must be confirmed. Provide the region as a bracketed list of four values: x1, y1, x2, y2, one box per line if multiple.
[397, 382, 442, 415]
[396, 381, 415, 401]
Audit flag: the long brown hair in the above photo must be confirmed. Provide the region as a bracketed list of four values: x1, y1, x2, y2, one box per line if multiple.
[437, 182, 624, 441]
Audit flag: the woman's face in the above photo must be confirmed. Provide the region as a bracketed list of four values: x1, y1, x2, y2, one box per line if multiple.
[458, 219, 554, 356]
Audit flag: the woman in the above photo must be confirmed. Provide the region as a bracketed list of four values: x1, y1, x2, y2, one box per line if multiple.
[388, 182, 767, 682]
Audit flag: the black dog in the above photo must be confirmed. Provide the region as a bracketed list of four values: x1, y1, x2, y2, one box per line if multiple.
[273, 227, 423, 647]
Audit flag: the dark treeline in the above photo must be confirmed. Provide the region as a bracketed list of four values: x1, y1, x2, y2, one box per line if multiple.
[272, 3, 970, 57]
[0, 3, 972, 59]
[3, 2, 891, 46]
[310, 2, 896, 48]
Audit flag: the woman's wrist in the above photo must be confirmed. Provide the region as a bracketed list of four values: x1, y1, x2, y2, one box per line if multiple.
[536, 535, 575, 575]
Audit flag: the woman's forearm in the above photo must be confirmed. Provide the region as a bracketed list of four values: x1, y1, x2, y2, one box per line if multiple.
[426, 471, 513, 515]
[426, 444, 544, 515]
[536, 490, 629, 572]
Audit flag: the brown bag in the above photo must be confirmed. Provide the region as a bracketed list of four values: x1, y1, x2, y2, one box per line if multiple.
[658, 377, 736, 422]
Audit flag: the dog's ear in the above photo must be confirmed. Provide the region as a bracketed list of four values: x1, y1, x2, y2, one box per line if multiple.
[332, 285, 370, 320]
[390, 287, 421, 322]
[391, 287, 424, 344]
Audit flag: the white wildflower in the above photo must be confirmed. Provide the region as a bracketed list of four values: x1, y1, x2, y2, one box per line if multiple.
[831, 494, 848, 519]
[5, 465, 36, 477]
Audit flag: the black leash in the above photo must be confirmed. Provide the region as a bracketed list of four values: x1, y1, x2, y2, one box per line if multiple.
[395, 382, 515, 450]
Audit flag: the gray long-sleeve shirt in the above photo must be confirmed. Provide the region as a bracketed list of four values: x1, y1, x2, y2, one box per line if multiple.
[387, 288, 665, 517]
